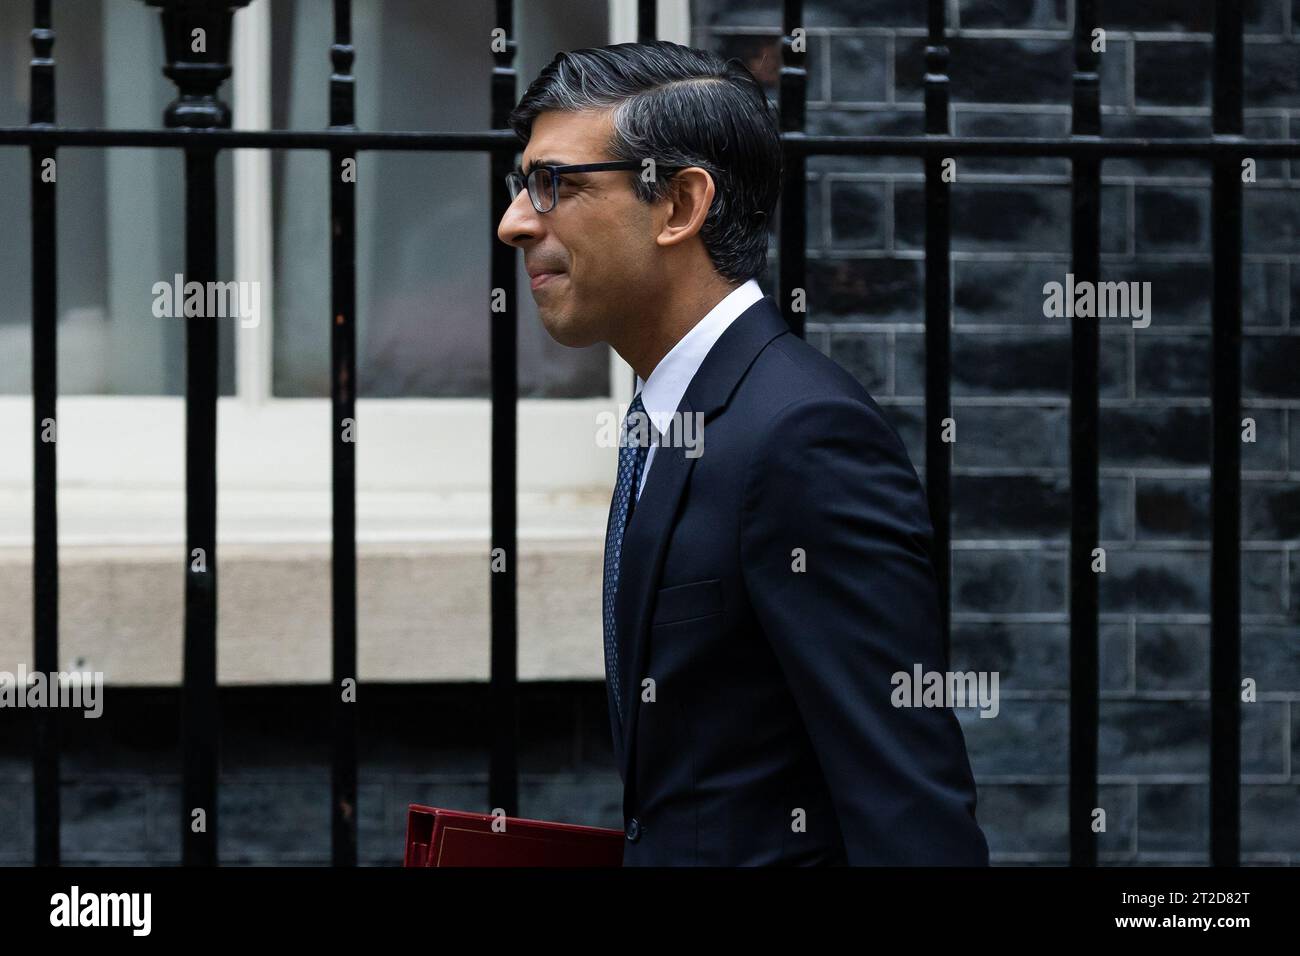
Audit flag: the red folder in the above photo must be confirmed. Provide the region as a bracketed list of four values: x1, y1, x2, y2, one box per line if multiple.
[404, 804, 625, 867]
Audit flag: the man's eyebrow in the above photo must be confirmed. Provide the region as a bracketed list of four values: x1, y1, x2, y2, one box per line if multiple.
[522, 156, 567, 176]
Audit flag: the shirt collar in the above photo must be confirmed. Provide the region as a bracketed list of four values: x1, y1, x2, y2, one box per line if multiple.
[634, 278, 765, 434]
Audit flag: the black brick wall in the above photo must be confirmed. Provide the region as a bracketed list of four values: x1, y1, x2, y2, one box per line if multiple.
[696, 0, 1300, 864]
[0, 686, 620, 866]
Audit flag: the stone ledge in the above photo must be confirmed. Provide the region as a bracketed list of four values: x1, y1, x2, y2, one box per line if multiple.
[0, 537, 606, 684]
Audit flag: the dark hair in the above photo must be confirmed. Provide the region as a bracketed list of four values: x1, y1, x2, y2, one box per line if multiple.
[509, 41, 782, 284]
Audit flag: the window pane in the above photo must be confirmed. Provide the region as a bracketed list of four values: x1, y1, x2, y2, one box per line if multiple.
[270, 0, 610, 398]
[0, 0, 237, 396]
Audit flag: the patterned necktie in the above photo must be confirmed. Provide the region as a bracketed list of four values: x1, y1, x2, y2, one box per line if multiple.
[603, 392, 652, 728]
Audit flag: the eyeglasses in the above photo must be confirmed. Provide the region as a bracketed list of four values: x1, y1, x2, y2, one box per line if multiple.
[504, 161, 677, 213]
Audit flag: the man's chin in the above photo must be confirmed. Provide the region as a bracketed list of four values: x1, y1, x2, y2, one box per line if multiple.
[540, 313, 598, 348]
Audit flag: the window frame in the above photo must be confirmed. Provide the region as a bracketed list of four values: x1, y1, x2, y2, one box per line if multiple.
[0, 0, 690, 547]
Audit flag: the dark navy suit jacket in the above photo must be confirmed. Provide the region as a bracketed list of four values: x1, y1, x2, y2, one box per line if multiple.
[606, 293, 989, 866]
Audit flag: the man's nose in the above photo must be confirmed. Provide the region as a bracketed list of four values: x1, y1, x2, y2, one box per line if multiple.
[497, 191, 542, 248]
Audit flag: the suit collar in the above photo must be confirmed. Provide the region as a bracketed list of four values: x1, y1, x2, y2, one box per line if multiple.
[609, 293, 790, 802]
[635, 278, 765, 434]
[681, 294, 789, 421]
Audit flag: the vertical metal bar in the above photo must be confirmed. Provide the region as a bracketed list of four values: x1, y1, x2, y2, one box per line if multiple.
[29, 0, 59, 869]
[923, 0, 952, 664]
[489, 0, 519, 818]
[637, 0, 656, 42]
[633, 0, 654, 407]
[330, 0, 359, 867]
[1210, 0, 1243, 867]
[1069, 0, 1101, 869]
[144, 0, 251, 866]
[181, 141, 220, 867]
[778, 0, 807, 338]
[629, 0, 653, 421]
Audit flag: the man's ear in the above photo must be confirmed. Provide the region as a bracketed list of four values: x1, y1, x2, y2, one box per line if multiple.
[655, 166, 716, 249]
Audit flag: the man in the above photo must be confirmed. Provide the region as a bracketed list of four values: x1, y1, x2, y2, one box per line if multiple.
[498, 41, 988, 866]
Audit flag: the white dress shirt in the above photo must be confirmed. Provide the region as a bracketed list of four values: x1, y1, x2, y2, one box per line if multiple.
[632, 278, 766, 501]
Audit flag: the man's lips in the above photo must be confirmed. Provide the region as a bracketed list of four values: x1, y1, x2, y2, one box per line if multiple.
[529, 270, 564, 290]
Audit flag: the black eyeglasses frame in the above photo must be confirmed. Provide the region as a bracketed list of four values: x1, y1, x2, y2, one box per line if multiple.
[504, 160, 680, 213]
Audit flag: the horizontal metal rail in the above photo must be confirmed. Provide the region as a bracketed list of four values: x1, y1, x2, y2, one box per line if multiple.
[1, 128, 1297, 157]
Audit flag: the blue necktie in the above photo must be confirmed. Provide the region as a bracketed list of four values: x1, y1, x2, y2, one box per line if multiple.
[603, 392, 651, 728]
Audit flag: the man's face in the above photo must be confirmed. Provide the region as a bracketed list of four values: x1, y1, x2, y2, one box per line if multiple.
[497, 109, 660, 348]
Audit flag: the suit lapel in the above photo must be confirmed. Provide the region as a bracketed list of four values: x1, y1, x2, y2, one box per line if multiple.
[611, 295, 790, 805]
[614, 405, 698, 774]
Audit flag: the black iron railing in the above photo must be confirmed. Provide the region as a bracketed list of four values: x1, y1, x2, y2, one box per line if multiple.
[4, 0, 1293, 867]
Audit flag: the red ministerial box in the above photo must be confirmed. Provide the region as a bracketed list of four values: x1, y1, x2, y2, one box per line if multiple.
[404, 804, 625, 867]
